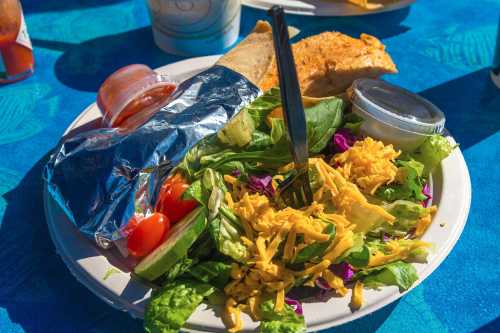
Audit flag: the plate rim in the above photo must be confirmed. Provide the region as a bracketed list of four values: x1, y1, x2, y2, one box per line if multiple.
[242, 0, 415, 17]
[44, 55, 472, 332]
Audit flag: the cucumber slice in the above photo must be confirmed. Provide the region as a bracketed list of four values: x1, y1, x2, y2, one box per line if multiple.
[134, 207, 207, 281]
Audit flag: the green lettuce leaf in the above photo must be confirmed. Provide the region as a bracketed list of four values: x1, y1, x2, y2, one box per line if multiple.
[376, 159, 426, 202]
[412, 134, 456, 175]
[201, 168, 228, 194]
[337, 233, 363, 260]
[270, 117, 286, 145]
[245, 87, 282, 129]
[189, 96, 349, 178]
[260, 320, 307, 333]
[188, 261, 231, 289]
[364, 239, 430, 265]
[341, 112, 364, 135]
[387, 199, 429, 219]
[371, 200, 432, 237]
[259, 299, 306, 333]
[209, 215, 249, 263]
[356, 261, 418, 291]
[144, 279, 214, 333]
[293, 223, 335, 264]
[211, 160, 248, 176]
[183, 168, 229, 206]
[193, 144, 291, 179]
[188, 231, 214, 260]
[186, 168, 248, 263]
[183, 179, 204, 203]
[247, 130, 274, 151]
[345, 245, 370, 268]
[177, 91, 345, 180]
[175, 135, 225, 180]
[363, 239, 386, 253]
[333, 233, 371, 268]
[217, 109, 256, 147]
[270, 98, 344, 153]
[305, 98, 344, 153]
[309, 163, 325, 193]
[162, 257, 197, 282]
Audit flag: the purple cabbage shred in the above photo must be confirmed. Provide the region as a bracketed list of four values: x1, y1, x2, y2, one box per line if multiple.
[247, 175, 275, 197]
[285, 297, 303, 316]
[332, 128, 357, 153]
[315, 277, 331, 290]
[230, 169, 241, 178]
[330, 262, 355, 282]
[381, 232, 391, 242]
[421, 182, 432, 207]
[314, 278, 337, 301]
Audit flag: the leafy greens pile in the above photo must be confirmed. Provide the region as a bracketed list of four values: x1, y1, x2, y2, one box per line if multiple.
[142, 89, 456, 333]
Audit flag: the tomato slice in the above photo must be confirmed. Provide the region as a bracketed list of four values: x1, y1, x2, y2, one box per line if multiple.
[156, 174, 198, 223]
[127, 213, 170, 257]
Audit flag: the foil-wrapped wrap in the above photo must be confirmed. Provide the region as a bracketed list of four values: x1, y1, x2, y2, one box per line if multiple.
[44, 66, 260, 247]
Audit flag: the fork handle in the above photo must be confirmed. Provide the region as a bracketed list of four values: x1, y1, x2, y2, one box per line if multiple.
[268, 6, 309, 167]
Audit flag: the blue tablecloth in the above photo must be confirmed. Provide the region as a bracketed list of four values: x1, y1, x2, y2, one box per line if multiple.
[1, 1, 499, 332]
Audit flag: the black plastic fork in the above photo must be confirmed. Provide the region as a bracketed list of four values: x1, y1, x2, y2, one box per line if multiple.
[268, 6, 313, 209]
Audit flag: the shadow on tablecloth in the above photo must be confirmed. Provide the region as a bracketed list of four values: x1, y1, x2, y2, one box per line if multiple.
[23, 0, 129, 14]
[31, 26, 187, 93]
[29, 5, 411, 93]
[473, 317, 500, 333]
[419, 68, 500, 151]
[0, 154, 142, 333]
[241, 6, 411, 40]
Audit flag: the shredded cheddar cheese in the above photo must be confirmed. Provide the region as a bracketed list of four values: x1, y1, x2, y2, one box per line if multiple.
[221, 192, 344, 328]
[275, 288, 285, 312]
[350, 281, 364, 310]
[283, 225, 296, 261]
[248, 295, 262, 321]
[305, 158, 395, 232]
[348, 0, 383, 10]
[323, 270, 348, 296]
[225, 192, 234, 208]
[323, 230, 354, 262]
[332, 137, 400, 195]
[224, 174, 238, 185]
[223, 298, 243, 333]
[414, 206, 438, 237]
[368, 240, 432, 267]
[295, 259, 331, 277]
[218, 145, 436, 332]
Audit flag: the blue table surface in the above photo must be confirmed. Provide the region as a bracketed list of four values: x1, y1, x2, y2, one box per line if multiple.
[1, 0, 499, 332]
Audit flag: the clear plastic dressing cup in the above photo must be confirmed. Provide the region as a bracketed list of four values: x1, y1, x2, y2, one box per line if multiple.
[351, 78, 445, 151]
[97, 64, 176, 130]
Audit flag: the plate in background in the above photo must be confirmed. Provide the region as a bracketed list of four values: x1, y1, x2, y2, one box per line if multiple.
[242, 0, 415, 16]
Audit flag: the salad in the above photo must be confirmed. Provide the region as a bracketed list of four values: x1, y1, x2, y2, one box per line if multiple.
[122, 88, 455, 333]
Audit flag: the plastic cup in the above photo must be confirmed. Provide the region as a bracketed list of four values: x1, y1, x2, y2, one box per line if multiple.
[350, 79, 445, 151]
[146, 0, 241, 56]
[97, 64, 176, 130]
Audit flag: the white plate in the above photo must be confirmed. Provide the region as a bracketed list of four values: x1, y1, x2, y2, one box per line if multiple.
[242, 0, 415, 16]
[44, 55, 471, 332]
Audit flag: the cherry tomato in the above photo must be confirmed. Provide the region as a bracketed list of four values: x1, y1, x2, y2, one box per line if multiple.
[123, 214, 140, 236]
[156, 174, 198, 223]
[127, 213, 170, 257]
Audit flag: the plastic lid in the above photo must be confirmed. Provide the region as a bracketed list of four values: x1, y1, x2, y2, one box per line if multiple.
[351, 78, 445, 135]
[97, 64, 175, 128]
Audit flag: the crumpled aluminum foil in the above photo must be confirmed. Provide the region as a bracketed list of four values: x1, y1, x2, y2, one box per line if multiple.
[44, 65, 260, 248]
